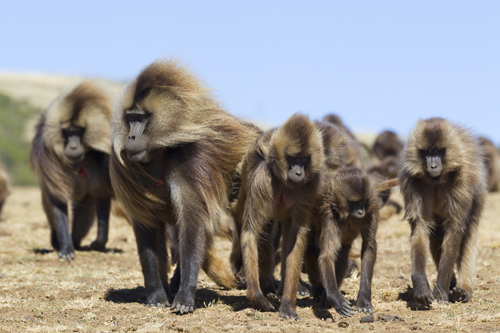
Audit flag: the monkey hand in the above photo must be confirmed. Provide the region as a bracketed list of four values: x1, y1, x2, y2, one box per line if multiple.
[58, 246, 76, 263]
[279, 299, 299, 320]
[328, 293, 354, 317]
[145, 289, 170, 308]
[449, 287, 471, 303]
[251, 291, 276, 312]
[413, 285, 434, 307]
[356, 298, 374, 315]
[170, 289, 195, 314]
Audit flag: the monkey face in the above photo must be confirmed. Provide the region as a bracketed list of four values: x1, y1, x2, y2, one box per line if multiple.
[286, 155, 310, 184]
[63, 125, 86, 162]
[348, 200, 367, 219]
[420, 148, 445, 181]
[124, 109, 151, 163]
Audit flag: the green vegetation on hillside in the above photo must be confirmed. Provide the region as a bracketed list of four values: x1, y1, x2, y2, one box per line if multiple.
[0, 92, 40, 185]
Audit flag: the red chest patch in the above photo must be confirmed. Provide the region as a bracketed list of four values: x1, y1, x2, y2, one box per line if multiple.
[78, 167, 88, 177]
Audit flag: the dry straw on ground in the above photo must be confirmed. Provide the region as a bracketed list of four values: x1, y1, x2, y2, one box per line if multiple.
[0, 187, 500, 332]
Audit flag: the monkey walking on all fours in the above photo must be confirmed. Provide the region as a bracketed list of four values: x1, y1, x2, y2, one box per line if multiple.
[30, 81, 114, 262]
[399, 117, 487, 306]
[231, 113, 329, 320]
[110, 60, 262, 313]
[305, 167, 398, 317]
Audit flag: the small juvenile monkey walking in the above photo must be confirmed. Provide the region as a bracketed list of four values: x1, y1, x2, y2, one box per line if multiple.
[399, 117, 487, 306]
[30, 81, 114, 261]
[305, 167, 397, 317]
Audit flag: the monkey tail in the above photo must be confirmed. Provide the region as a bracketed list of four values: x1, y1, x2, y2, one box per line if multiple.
[376, 178, 399, 192]
[203, 244, 238, 289]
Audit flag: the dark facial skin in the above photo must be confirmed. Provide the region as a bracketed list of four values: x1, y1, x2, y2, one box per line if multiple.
[124, 112, 150, 162]
[349, 200, 367, 219]
[63, 126, 85, 161]
[287, 156, 309, 184]
[420, 148, 445, 180]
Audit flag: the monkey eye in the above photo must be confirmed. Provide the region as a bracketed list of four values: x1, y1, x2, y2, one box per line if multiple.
[286, 156, 310, 167]
[126, 113, 150, 123]
[63, 126, 84, 138]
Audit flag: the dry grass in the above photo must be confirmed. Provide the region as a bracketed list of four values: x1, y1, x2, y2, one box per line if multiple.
[1, 187, 500, 332]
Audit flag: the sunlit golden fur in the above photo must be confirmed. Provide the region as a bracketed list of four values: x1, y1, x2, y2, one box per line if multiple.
[110, 60, 261, 309]
[30, 81, 112, 202]
[399, 117, 487, 305]
[479, 137, 500, 192]
[111, 60, 260, 230]
[234, 113, 325, 319]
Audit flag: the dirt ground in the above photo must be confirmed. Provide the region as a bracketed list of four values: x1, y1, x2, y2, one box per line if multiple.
[0, 187, 500, 332]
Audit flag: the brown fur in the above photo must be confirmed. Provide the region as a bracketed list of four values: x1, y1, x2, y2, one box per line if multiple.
[233, 114, 325, 320]
[30, 81, 114, 261]
[373, 130, 404, 161]
[479, 137, 500, 192]
[399, 117, 487, 305]
[109, 60, 261, 312]
[306, 167, 392, 316]
[0, 159, 11, 218]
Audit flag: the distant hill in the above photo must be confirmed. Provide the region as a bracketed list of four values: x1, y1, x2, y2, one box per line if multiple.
[0, 72, 123, 185]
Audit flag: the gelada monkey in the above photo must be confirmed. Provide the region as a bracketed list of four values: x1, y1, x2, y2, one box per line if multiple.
[110, 60, 261, 313]
[399, 117, 487, 305]
[30, 81, 113, 261]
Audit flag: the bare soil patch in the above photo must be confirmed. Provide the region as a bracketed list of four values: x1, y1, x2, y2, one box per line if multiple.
[1, 187, 500, 332]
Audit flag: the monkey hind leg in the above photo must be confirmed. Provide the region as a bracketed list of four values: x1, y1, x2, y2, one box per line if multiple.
[71, 196, 97, 250]
[202, 242, 237, 290]
[452, 227, 479, 303]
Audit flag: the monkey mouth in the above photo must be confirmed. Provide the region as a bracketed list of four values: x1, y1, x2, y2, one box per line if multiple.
[66, 153, 85, 163]
[126, 149, 148, 162]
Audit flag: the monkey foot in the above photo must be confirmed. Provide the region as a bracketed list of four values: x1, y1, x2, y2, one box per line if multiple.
[146, 289, 170, 308]
[356, 299, 374, 315]
[251, 292, 276, 312]
[413, 289, 434, 307]
[297, 282, 310, 296]
[432, 286, 450, 303]
[449, 287, 471, 303]
[58, 248, 76, 262]
[329, 294, 354, 317]
[170, 290, 195, 314]
[90, 239, 107, 252]
[279, 300, 299, 320]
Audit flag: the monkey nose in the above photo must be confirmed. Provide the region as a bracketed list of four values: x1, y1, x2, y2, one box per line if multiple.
[128, 135, 136, 140]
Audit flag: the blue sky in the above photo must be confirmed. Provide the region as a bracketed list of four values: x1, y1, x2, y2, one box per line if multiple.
[2, 1, 499, 144]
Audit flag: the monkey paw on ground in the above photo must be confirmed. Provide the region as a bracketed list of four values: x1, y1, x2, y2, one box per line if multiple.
[413, 287, 434, 307]
[432, 286, 450, 304]
[170, 290, 195, 314]
[356, 298, 374, 315]
[252, 292, 276, 312]
[57, 247, 76, 262]
[328, 294, 354, 317]
[297, 282, 310, 296]
[449, 287, 471, 303]
[279, 300, 299, 320]
[145, 289, 170, 308]
[90, 239, 107, 252]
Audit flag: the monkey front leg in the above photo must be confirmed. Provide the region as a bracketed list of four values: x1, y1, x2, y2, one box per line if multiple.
[356, 227, 377, 314]
[319, 224, 353, 317]
[433, 223, 463, 303]
[279, 223, 309, 320]
[410, 220, 433, 307]
[133, 221, 171, 307]
[43, 192, 74, 262]
[241, 226, 276, 312]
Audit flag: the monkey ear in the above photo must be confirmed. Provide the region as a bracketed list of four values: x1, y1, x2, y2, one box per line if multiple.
[375, 178, 399, 193]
